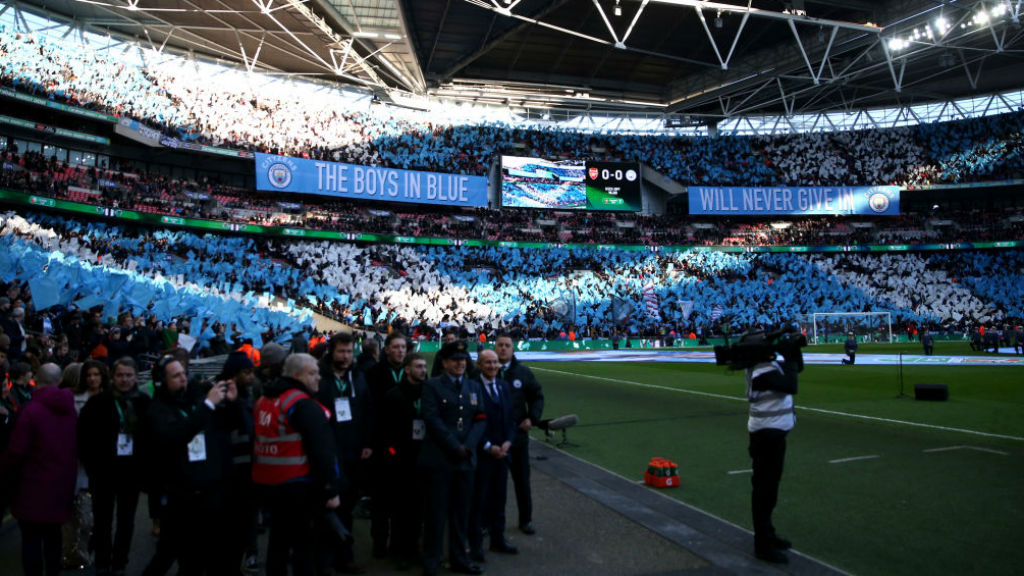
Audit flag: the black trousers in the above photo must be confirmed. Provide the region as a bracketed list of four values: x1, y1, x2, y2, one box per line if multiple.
[321, 459, 360, 571]
[508, 436, 532, 527]
[374, 456, 422, 559]
[265, 483, 320, 576]
[748, 428, 788, 551]
[469, 456, 510, 553]
[18, 520, 62, 576]
[422, 466, 474, 572]
[217, 478, 258, 576]
[141, 487, 222, 576]
[91, 479, 141, 572]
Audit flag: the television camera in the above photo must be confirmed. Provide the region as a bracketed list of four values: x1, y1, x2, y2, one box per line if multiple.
[714, 325, 807, 371]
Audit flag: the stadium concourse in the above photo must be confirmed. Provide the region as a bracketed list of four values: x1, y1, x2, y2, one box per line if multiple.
[1, 435, 845, 576]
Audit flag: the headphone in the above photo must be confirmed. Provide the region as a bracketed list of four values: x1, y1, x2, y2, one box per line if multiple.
[151, 355, 176, 385]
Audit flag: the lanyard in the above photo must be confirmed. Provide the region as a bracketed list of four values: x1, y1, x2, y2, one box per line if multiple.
[413, 398, 421, 416]
[335, 372, 350, 396]
[391, 368, 404, 384]
[114, 397, 126, 428]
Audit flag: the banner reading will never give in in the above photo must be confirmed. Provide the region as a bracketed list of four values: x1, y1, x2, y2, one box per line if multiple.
[689, 185, 900, 216]
[255, 153, 488, 207]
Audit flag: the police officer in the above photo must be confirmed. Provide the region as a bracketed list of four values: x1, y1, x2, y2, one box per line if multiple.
[419, 341, 486, 576]
[253, 353, 344, 576]
[494, 333, 544, 535]
[743, 329, 802, 564]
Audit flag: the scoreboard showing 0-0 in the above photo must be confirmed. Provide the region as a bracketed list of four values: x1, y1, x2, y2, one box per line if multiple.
[585, 160, 642, 211]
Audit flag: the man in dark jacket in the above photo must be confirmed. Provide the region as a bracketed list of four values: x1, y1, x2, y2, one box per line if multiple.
[494, 334, 544, 535]
[364, 331, 407, 557]
[217, 351, 259, 576]
[378, 352, 428, 569]
[316, 333, 372, 574]
[255, 353, 345, 576]
[419, 340, 487, 576]
[0, 363, 76, 576]
[78, 356, 150, 576]
[141, 356, 230, 576]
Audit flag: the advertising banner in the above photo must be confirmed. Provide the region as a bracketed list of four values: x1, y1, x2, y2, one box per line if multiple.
[255, 153, 487, 208]
[689, 185, 900, 216]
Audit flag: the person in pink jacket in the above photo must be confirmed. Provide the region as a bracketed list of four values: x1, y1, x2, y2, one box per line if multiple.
[1, 363, 77, 576]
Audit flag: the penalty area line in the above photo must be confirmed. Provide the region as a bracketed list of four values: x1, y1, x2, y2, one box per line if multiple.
[534, 367, 1024, 443]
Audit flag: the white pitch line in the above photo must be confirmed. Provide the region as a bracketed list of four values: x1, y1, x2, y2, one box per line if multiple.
[727, 469, 753, 475]
[924, 445, 1009, 456]
[534, 367, 1024, 442]
[828, 455, 880, 464]
[923, 446, 965, 453]
[965, 446, 1010, 455]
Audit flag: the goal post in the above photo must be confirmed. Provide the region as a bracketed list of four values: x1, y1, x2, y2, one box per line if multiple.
[800, 312, 893, 345]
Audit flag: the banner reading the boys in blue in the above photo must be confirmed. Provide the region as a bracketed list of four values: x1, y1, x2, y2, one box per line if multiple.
[255, 153, 488, 207]
[689, 185, 900, 216]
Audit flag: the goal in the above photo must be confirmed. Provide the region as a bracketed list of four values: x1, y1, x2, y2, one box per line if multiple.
[801, 312, 893, 345]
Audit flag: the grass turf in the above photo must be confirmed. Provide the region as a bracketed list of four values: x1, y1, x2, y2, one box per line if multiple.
[527, 347, 1024, 576]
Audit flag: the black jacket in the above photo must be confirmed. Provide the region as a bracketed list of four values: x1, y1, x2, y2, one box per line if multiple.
[77, 388, 151, 488]
[146, 384, 231, 493]
[315, 361, 373, 465]
[500, 356, 545, 442]
[380, 379, 425, 465]
[418, 373, 486, 472]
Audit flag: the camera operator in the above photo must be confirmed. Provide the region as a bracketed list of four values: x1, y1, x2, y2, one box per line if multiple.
[745, 328, 802, 564]
[721, 327, 804, 564]
[141, 356, 231, 576]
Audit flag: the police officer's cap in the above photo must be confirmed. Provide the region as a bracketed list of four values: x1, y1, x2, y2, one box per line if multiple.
[439, 340, 470, 360]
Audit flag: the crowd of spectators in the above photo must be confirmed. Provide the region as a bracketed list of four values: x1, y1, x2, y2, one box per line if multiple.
[3, 211, 1021, 346]
[2, 24, 1024, 189]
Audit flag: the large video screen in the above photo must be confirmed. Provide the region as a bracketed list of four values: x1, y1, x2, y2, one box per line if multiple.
[500, 156, 640, 211]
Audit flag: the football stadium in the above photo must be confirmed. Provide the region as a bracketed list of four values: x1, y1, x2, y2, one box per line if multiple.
[0, 1, 1022, 575]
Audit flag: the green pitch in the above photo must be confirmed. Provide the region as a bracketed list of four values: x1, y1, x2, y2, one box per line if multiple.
[528, 344, 1024, 576]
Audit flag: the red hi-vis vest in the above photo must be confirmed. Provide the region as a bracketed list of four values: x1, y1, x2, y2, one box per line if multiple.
[252, 389, 328, 485]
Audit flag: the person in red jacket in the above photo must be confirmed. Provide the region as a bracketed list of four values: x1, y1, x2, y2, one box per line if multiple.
[1, 362, 77, 576]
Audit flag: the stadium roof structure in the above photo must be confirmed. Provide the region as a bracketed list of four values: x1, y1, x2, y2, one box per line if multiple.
[7, 0, 1024, 126]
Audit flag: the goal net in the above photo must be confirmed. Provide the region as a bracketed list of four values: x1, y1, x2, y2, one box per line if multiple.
[800, 312, 893, 345]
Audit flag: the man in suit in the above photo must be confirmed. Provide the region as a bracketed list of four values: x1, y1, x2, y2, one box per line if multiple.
[418, 341, 486, 576]
[468, 349, 518, 563]
[494, 334, 543, 535]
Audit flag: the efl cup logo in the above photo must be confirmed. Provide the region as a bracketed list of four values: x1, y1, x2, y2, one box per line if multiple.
[588, 167, 599, 180]
[268, 163, 292, 189]
[868, 192, 890, 213]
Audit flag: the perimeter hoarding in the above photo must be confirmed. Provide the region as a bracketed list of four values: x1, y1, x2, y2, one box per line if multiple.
[255, 153, 487, 208]
[689, 186, 900, 216]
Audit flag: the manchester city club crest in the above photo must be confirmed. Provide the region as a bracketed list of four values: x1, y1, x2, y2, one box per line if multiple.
[268, 162, 292, 189]
[868, 192, 890, 213]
